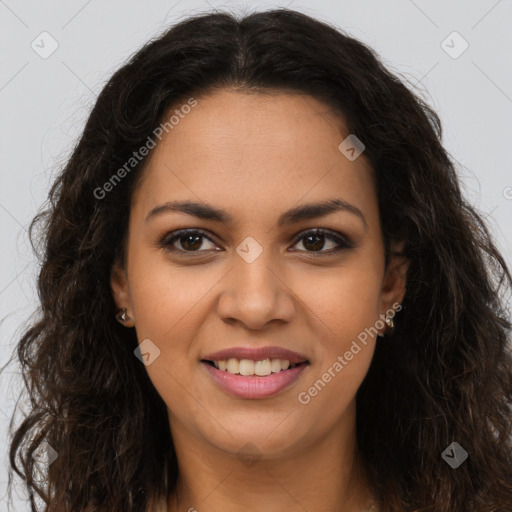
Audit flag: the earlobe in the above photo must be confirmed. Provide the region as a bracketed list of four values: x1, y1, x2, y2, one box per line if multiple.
[114, 307, 135, 328]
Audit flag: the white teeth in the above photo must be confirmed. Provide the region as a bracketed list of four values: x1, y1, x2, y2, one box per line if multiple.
[211, 358, 298, 376]
[271, 359, 282, 373]
[226, 358, 239, 374]
[239, 359, 255, 376]
[254, 359, 272, 376]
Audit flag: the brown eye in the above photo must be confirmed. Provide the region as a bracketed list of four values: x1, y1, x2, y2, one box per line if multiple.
[176, 233, 204, 251]
[291, 229, 353, 255]
[160, 229, 218, 253]
[300, 233, 329, 252]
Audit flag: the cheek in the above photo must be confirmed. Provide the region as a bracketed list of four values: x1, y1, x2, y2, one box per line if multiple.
[128, 255, 218, 342]
[293, 262, 382, 343]
[292, 264, 381, 408]
[126, 260, 213, 418]
[125, 256, 221, 407]
[297, 325, 376, 427]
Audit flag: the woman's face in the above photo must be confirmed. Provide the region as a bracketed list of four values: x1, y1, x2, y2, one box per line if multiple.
[111, 89, 407, 460]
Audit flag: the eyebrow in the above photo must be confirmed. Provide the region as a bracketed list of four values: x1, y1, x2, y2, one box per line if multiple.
[145, 198, 367, 230]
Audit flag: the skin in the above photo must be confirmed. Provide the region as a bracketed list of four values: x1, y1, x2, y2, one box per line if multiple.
[111, 89, 408, 512]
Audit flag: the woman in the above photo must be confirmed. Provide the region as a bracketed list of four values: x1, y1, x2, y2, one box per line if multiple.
[4, 8, 512, 512]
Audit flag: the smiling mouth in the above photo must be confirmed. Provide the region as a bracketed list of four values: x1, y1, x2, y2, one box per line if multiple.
[201, 358, 309, 377]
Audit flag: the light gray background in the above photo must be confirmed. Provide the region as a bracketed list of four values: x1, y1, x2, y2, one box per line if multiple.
[1, 0, 511, 509]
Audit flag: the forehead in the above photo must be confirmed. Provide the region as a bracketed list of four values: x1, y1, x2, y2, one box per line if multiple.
[132, 89, 378, 229]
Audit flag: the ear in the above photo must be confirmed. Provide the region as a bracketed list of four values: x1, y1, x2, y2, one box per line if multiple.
[110, 259, 131, 311]
[379, 240, 409, 313]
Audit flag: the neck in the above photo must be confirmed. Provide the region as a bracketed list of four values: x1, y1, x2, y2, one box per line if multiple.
[166, 400, 376, 512]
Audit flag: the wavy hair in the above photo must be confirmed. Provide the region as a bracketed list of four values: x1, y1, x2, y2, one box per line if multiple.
[3, 8, 512, 512]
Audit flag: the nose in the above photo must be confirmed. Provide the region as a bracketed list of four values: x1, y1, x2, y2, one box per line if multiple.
[216, 248, 296, 331]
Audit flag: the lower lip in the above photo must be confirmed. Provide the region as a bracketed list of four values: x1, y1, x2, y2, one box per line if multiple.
[201, 362, 308, 399]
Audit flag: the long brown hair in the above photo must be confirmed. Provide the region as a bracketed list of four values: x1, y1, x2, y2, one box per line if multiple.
[3, 8, 512, 511]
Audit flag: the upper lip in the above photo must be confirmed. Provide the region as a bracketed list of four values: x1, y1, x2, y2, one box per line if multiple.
[202, 346, 309, 365]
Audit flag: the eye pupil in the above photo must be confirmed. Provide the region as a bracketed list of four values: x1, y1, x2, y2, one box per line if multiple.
[181, 234, 203, 251]
[303, 234, 325, 252]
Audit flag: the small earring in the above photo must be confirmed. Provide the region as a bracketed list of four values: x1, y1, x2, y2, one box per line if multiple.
[115, 308, 135, 327]
[385, 316, 394, 329]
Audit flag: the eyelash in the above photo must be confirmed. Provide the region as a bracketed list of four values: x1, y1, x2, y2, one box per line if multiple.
[159, 228, 354, 257]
